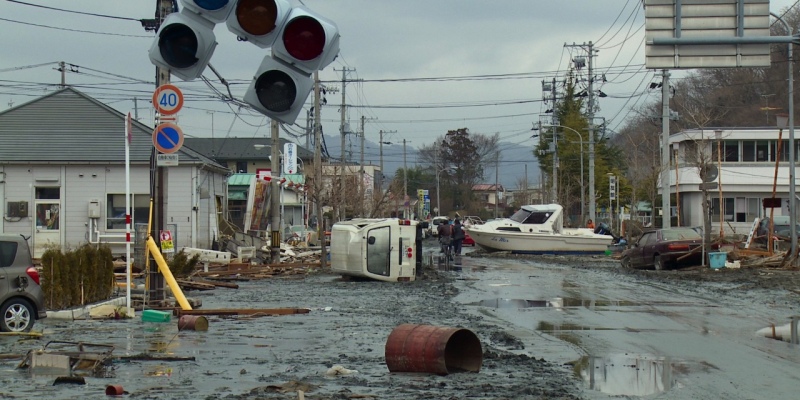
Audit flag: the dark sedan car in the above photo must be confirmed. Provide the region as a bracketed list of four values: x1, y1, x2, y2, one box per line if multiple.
[620, 228, 713, 270]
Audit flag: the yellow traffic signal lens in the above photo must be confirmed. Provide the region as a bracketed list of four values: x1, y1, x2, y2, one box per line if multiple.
[235, 0, 279, 36]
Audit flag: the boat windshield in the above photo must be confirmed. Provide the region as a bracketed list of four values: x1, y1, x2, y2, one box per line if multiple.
[509, 209, 554, 224]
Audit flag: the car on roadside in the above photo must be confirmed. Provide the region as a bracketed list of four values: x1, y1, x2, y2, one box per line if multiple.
[430, 216, 449, 237]
[463, 232, 475, 246]
[0, 234, 46, 332]
[620, 227, 716, 270]
[755, 216, 800, 244]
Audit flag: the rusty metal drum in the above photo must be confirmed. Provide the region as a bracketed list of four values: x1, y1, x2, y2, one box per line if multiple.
[385, 324, 482, 375]
[177, 315, 209, 331]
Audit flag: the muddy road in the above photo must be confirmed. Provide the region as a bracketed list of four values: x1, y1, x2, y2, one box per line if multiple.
[1, 244, 799, 399]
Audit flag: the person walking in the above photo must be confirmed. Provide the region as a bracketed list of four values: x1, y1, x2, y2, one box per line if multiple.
[452, 218, 465, 256]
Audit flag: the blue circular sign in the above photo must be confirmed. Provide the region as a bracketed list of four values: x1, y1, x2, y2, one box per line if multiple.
[152, 122, 184, 154]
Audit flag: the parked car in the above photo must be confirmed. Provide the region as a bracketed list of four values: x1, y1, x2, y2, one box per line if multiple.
[620, 227, 717, 270]
[0, 234, 46, 332]
[430, 216, 449, 237]
[755, 216, 800, 244]
[463, 232, 475, 246]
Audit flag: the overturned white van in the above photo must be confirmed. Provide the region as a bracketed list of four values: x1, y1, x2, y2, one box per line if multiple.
[330, 218, 421, 282]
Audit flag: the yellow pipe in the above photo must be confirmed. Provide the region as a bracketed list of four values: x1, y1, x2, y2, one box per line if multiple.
[146, 236, 192, 310]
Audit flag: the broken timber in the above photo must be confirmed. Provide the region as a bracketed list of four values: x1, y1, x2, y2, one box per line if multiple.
[177, 308, 310, 317]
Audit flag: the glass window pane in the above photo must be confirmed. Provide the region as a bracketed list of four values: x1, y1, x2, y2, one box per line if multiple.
[756, 141, 769, 161]
[741, 141, 755, 162]
[723, 141, 739, 162]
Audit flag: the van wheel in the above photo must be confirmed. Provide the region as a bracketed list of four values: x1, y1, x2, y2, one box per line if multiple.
[621, 256, 631, 269]
[1, 298, 35, 333]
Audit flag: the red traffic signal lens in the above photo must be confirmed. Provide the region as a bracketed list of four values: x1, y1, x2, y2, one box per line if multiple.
[282, 16, 326, 61]
[254, 70, 297, 112]
[158, 24, 199, 69]
[235, 0, 279, 36]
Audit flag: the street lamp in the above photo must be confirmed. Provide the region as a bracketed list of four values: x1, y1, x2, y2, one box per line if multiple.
[435, 167, 451, 217]
[544, 124, 585, 223]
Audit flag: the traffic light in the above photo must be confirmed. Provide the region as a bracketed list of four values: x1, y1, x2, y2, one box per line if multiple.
[271, 7, 340, 74]
[148, 7, 221, 81]
[226, 0, 292, 48]
[241, 5, 339, 124]
[243, 56, 313, 124]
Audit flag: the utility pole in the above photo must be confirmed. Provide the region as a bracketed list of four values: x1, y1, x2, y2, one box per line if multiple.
[379, 130, 396, 190]
[335, 67, 354, 221]
[495, 151, 500, 219]
[661, 69, 671, 229]
[314, 71, 326, 268]
[565, 42, 597, 222]
[144, 0, 176, 304]
[403, 138, 408, 218]
[269, 119, 281, 263]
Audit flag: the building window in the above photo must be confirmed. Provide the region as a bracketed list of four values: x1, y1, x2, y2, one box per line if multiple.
[723, 141, 739, 162]
[711, 197, 735, 222]
[742, 140, 755, 162]
[107, 194, 150, 230]
[236, 161, 247, 173]
[756, 141, 769, 161]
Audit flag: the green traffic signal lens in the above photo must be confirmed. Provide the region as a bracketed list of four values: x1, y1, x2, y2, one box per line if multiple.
[159, 24, 199, 69]
[235, 0, 279, 36]
[282, 16, 325, 61]
[254, 70, 297, 112]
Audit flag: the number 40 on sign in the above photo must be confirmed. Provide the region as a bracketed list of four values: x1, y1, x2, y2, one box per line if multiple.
[152, 84, 184, 116]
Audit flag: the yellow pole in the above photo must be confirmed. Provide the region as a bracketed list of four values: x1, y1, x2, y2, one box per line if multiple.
[146, 236, 192, 310]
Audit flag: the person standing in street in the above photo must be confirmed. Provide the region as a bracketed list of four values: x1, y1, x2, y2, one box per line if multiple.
[437, 218, 453, 256]
[452, 218, 465, 256]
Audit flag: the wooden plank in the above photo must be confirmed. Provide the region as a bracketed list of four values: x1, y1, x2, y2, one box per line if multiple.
[190, 277, 239, 289]
[178, 308, 310, 316]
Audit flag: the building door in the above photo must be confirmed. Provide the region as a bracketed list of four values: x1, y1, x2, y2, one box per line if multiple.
[33, 188, 61, 258]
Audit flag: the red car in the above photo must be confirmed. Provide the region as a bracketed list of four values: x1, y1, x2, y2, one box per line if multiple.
[463, 232, 475, 246]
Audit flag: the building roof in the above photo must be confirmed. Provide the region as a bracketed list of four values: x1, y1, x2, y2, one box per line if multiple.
[472, 184, 504, 192]
[183, 137, 314, 162]
[0, 87, 224, 170]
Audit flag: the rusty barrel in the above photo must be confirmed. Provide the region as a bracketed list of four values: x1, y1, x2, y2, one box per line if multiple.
[105, 384, 124, 395]
[385, 324, 482, 375]
[177, 315, 209, 331]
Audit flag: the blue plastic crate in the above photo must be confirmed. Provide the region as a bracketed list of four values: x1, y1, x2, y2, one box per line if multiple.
[708, 252, 727, 269]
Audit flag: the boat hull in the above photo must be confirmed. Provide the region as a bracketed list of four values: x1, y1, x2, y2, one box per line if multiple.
[466, 227, 613, 255]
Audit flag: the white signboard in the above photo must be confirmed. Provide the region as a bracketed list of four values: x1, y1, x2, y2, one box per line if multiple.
[157, 154, 179, 166]
[283, 142, 297, 174]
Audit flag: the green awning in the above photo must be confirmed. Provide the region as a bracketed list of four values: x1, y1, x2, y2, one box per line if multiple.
[228, 173, 255, 186]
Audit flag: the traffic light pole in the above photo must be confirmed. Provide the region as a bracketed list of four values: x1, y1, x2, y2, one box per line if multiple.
[270, 119, 281, 263]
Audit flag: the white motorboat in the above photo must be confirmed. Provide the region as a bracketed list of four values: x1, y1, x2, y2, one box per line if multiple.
[464, 204, 614, 254]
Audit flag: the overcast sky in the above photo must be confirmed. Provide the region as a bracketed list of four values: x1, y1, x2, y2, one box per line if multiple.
[0, 0, 798, 171]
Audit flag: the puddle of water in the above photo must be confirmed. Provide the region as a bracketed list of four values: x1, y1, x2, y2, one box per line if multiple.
[468, 297, 697, 309]
[571, 353, 676, 396]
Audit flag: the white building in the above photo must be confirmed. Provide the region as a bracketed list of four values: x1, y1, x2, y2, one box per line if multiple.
[0, 88, 229, 257]
[667, 127, 797, 235]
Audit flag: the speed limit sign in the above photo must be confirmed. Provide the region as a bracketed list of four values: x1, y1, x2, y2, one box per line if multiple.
[152, 84, 184, 116]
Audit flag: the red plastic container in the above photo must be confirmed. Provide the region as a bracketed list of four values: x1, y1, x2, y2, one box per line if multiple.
[385, 324, 482, 375]
[105, 384, 124, 395]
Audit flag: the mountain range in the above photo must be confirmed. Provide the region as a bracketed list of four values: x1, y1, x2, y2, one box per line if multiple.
[316, 134, 541, 190]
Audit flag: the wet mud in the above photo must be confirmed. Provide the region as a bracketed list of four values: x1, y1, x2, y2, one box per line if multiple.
[2, 242, 798, 399]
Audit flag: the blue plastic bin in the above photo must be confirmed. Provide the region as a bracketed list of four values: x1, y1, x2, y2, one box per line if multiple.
[708, 252, 727, 269]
